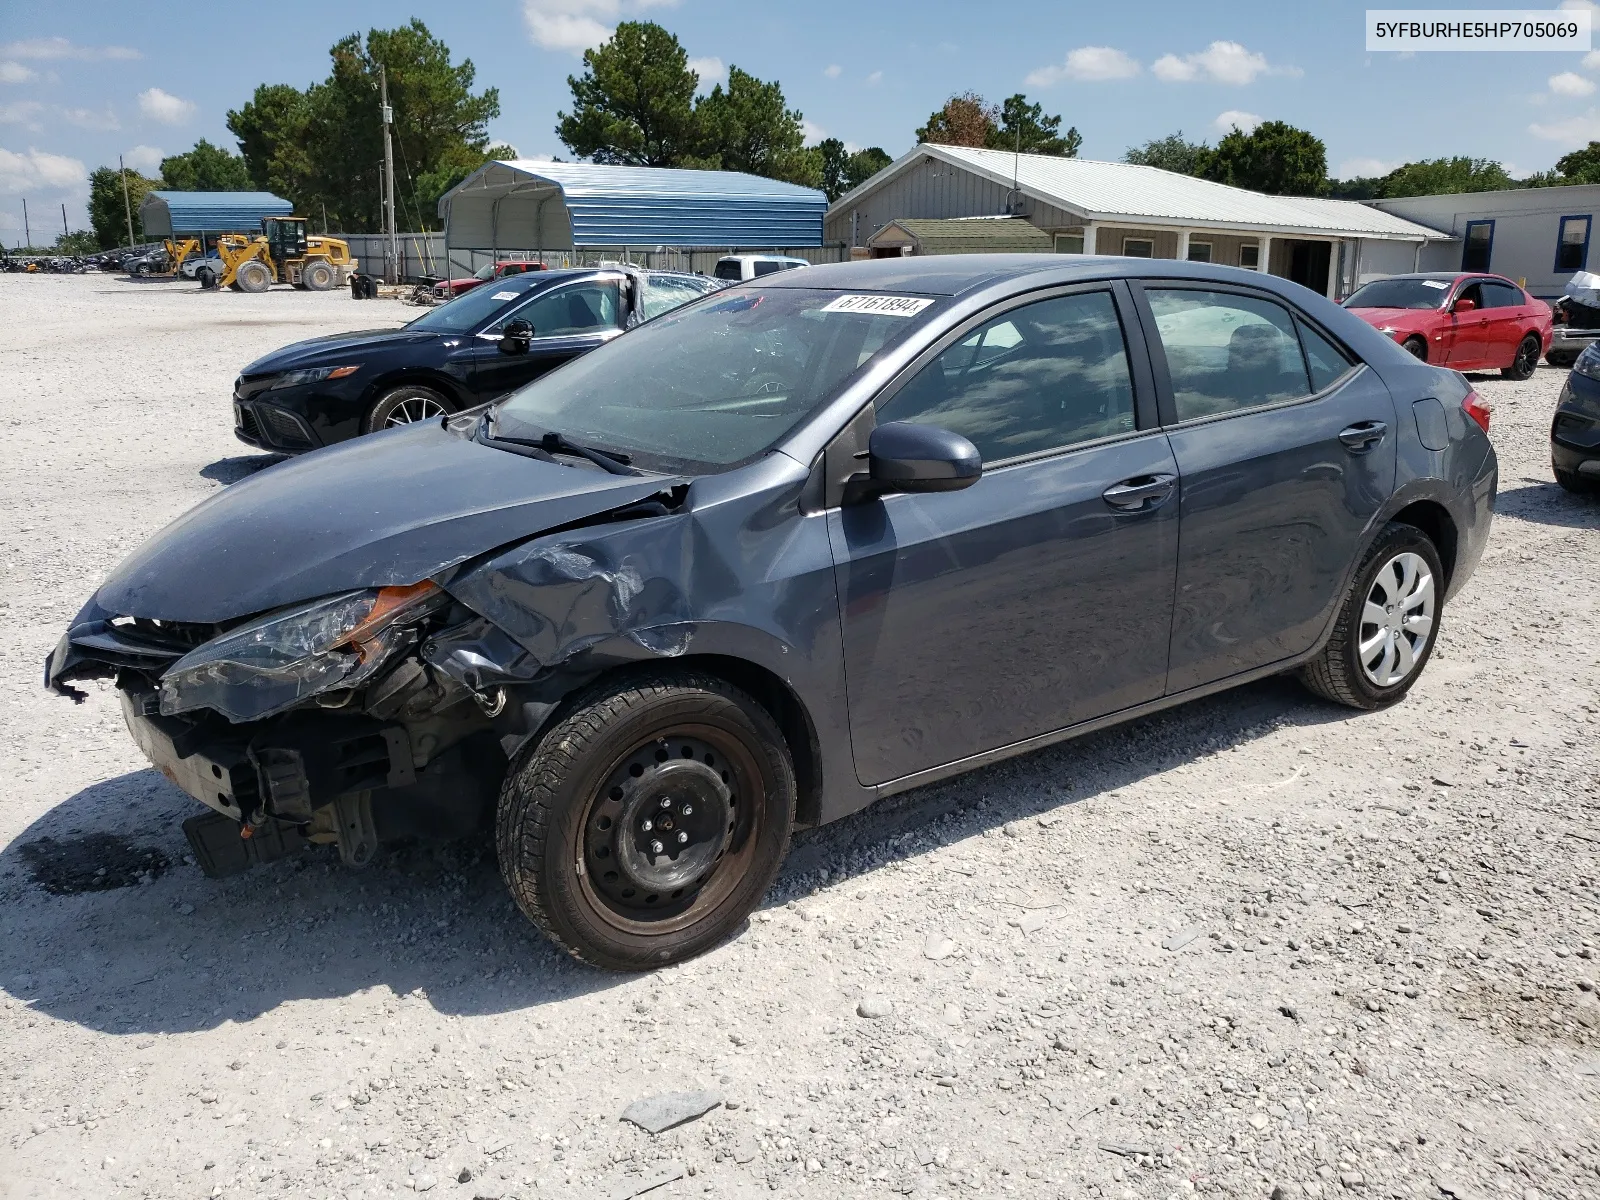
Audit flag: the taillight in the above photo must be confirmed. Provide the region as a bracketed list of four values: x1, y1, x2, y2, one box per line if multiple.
[1463, 389, 1491, 434]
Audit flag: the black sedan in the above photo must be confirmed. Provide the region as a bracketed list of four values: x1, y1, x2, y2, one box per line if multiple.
[49, 255, 1495, 971]
[232, 266, 719, 453]
[1554, 343, 1600, 492]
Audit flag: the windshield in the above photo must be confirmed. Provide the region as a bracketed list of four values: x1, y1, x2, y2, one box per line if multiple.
[1343, 278, 1453, 310]
[407, 276, 547, 333]
[493, 288, 946, 472]
[472, 262, 497, 281]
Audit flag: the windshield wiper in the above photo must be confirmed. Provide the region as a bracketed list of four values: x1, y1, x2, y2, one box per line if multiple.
[475, 412, 642, 475]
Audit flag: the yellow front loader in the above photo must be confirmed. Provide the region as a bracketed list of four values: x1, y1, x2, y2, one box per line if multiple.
[159, 237, 202, 276]
[211, 217, 357, 293]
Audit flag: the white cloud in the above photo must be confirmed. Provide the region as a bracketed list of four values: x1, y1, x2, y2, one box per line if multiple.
[687, 56, 725, 86]
[0, 37, 139, 61]
[1152, 41, 1296, 85]
[60, 105, 120, 130]
[1337, 156, 1398, 178]
[1551, 70, 1596, 96]
[0, 61, 36, 83]
[866, 70, 883, 85]
[124, 144, 164, 171]
[521, 0, 680, 54]
[1213, 109, 1262, 134]
[1026, 45, 1141, 86]
[801, 118, 827, 143]
[1558, 0, 1598, 11]
[138, 87, 194, 124]
[1530, 109, 1600, 144]
[0, 145, 88, 194]
[1584, 50, 1600, 70]
[823, 63, 841, 79]
[0, 101, 44, 130]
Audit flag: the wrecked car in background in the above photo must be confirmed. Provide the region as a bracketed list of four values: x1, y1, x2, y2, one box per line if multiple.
[47, 256, 1495, 971]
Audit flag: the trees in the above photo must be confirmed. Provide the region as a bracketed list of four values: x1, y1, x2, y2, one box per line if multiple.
[88, 165, 157, 248]
[159, 139, 252, 191]
[1374, 157, 1514, 198]
[1325, 175, 1382, 201]
[556, 21, 700, 167]
[1124, 131, 1208, 175]
[816, 139, 892, 201]
[1553, 141, 1600, 184]
[225, 20, 500, 231]
[916, 91, 1078, 156]
[1200, 120, 1327, 196]
[694, 66, 818, 186]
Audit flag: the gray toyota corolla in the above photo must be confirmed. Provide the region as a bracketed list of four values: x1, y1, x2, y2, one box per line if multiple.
[47, 255, 1497, 971]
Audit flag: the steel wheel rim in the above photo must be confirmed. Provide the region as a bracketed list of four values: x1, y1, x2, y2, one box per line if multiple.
[1358, 551, 1435, 687]
[384, 396, 446, 426]
[579, 724, 763, 936]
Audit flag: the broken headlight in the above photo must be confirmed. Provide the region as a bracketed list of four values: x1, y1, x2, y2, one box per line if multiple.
[158, 582, 442, 723]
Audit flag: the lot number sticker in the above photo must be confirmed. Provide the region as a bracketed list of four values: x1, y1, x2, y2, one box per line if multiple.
[491, 291, 521, 300]
[820, 294, 935, 317]
[1421, 280, 1449, 289]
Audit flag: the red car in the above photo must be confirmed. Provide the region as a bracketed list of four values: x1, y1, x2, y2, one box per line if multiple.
[432, 259, 546, 300]
[1342, 272, 1551, 379]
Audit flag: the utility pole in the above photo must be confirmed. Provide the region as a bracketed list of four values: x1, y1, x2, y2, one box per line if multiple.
[61, 203, 69, 241]
[119, 155, 135, 249]
[22, 198, 29, 250]
[380, 65, 398, 284]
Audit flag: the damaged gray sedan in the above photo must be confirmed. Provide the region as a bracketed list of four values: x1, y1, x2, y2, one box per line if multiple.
[46, 256, 1495, 969]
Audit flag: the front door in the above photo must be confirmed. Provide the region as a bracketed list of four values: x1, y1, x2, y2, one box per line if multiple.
[1443, 280, 1488, 367]
[1137, 284, 1398, 693]
[829, 286, 1180, 786]
[468, 279, 622, 400]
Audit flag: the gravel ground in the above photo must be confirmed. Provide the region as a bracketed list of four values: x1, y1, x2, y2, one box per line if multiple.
[1, 272, 1598, 1200]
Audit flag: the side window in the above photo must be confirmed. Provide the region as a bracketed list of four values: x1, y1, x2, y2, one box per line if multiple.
[507, 281, 620, 337]
[751, 260, 783, 276]
[1455, 281, 1484, 309]
[875, 291, 1137, 462]
[1557, 215, 1590, 272]
[641, 277, 709, 320]
[1481, 280, 1523, 309]
[1146, 288, 1311, 421]
[1296, 318, 1355, 392]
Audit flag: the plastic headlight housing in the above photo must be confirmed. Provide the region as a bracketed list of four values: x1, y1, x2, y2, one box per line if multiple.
[1573, 348, 1600, 381]
[158, 582, 440, 723]
[269, 364, 360, 390]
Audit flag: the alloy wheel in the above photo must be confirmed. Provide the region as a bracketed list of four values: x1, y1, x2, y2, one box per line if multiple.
[1358, 551, 1435, 687]
[1515, 337, 1538, 376]
[384, 396, 448, 426]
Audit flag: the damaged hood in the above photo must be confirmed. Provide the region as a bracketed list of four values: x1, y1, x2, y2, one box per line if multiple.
[92, 421, 681, 624]
[240, 327, 441, 375]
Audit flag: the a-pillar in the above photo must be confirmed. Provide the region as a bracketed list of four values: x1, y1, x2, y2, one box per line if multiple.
[1176, 229, 1191, 263]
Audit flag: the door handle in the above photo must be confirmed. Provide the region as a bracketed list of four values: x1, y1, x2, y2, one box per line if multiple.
[1102, 473, 1176, 512]
[1338, 420, 1388, 452]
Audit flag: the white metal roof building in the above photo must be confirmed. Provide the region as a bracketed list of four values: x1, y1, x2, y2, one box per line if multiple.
[826, 144, 1451, 298]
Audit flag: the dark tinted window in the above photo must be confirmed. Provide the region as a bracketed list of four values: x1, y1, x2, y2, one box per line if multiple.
[1296, 319, 1355, 392]
[497, 281, 619, 336]
[1343, 278, 1452, 310]
[751, 260, 783, 276]
[1481, 280, 1525, 309]
[1455, 281, 1484, 309]
[1147, 288, 1311, 421]
[876, 291, 1136, 461]
[1558, 215, 1590, 272]
[713, 259, 743, 280]
[408, 275, 545, 332]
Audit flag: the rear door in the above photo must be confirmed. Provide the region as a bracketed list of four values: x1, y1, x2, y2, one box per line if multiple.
[1135, 283, 1397, 693]
[1479, 279, 1528, 366]
[829, 284, 1180, 785]
[467, 278, 622, 400]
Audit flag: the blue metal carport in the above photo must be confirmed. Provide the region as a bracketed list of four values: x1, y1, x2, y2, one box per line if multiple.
[437, 161, 826, 254]
[139, 191, 293, 237]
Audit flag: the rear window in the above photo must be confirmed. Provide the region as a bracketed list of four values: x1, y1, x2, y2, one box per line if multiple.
[713, 260, 743, 281]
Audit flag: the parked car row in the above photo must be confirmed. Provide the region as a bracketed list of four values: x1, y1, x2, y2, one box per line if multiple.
[1341, 271, 1552, 378]
[49, 253, 1499, 970]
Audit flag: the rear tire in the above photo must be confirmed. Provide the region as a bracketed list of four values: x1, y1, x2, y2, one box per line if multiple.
[235, 260, 273, 293]
[1546, 351, 1578, 369]
[303, 260, 336, 291]
[1502, 334, 1540, 380]
[497, 671, 795, 971]
[1555, 464, 1598, 494]
[1299, 523, 1444, 711]
[363, 384, 453, 432]
[1402, 336, 1427, 361]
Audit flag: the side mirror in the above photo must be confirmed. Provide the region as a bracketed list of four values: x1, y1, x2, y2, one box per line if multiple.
[864, 421, 982, 496]
[499, 318, 533, 354]
[1453, 297, 1477, 314]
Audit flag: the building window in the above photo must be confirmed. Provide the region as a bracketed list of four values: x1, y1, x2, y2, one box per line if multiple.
[1556, 215, 1591, 272]
[1055, 233, 1085, 254]
[1462, 220, 1494, 272]
[1122, 237, 1155, 258]
[1239, 244, 1260, 270]
[1186, 241, 1213, 263]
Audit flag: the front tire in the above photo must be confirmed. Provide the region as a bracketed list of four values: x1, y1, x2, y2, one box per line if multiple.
[1555, 463, 1598, 494]
[303, 260, 336, 291]
[497, 671, 796, 971]
[1402, 336, 1427, 361]
[1503, 333, 1540, 380]
[1299, 523, 1444, 710]
[236, 260, 273, 293]
[362, 384, 453, 432]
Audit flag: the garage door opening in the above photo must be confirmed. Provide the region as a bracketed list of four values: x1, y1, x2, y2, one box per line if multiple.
[1282, 240, 1331, 295]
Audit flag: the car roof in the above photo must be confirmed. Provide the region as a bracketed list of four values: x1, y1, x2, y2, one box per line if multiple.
[1367, 271, 1515, 284]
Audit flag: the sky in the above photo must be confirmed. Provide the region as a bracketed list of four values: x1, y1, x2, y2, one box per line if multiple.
[8, 0, 1600, 242]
